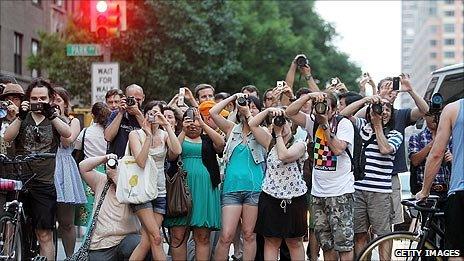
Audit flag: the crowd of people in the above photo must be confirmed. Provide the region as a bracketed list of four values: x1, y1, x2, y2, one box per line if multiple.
[0, 53, 462, 261]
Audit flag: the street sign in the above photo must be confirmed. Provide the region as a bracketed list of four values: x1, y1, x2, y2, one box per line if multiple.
[66, 44, 101, 56]
[91, 62, 119, 105]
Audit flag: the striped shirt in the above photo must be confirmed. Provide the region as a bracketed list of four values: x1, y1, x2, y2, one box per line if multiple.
[354, 118, 403, 193]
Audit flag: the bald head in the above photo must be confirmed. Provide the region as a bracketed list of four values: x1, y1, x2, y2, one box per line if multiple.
[125, 84, 145, 105]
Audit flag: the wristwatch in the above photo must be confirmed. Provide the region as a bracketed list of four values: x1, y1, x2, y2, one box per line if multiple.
[321, 124, 329, 130]
[304, 74, 313, 81]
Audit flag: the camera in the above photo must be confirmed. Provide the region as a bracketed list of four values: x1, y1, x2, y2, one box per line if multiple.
[392, 77, 400, 91]
[429, 93, 444, 114]
[314, 100, 328, 114]
[126, 96, 136, 107]
[30, 103, 44, 111]
[185, 107, 195, 120]
[330, 78, 340, 86]
[295, 54, 309, 68]
[148, 114, 156, 123]
[273, 115, 286, 127]
[237, 96, 248, 107]
[107, 158, 118, 169]
[371, 102, 383, 115]
[0, 101, 10, 119]
[177, 88, 185, 106]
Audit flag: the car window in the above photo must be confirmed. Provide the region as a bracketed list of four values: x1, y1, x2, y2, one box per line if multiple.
[437, 72, 464, 105]
[424, 76, 439, 102]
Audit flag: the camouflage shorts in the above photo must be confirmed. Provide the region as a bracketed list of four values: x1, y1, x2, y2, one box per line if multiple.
[311, 193, 354, 252]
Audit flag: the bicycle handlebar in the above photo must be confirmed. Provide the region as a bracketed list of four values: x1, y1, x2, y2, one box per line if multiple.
[401, 195, 441, 213]
[0, 153, 56, 164]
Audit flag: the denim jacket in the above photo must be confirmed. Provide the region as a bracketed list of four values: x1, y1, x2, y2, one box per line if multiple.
[223, 123, 267, 166]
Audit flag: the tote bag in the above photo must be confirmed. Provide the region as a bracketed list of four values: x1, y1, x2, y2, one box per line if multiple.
[116, 130, 158, 204]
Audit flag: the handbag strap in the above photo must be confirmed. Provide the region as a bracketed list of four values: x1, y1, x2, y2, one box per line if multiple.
[82, 181, 111, 245]
[124, 129, 146, 157]
[81, 127, 87, 151]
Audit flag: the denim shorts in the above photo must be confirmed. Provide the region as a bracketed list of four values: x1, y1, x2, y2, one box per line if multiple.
[130, 197, 166, 215]
[221, 191, 260, 208]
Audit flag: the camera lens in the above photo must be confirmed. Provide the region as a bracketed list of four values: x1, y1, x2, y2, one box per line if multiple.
[314, 101, 327, 114]
[237, 96, 247, 106]
[296, 55, 308, 67]
[273, 115, 286, 127]
[107, 158, 118, 169]
[372, 103, 383, 115]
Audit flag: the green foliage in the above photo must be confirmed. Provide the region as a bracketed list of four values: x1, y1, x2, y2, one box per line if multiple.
[27, 0, 361, 106]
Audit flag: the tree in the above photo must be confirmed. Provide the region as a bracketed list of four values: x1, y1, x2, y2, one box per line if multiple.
[28, 0, 361, 106]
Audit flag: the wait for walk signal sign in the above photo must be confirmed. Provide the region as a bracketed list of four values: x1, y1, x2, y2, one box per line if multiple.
[91, 62, 119, 105]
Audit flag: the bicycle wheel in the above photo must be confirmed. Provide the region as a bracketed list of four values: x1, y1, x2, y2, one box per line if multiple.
[0, 213, 22, 261]
[357, 231, 440, 261]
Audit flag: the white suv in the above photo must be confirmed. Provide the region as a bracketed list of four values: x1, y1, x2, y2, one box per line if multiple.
[423, 63, 464, 106]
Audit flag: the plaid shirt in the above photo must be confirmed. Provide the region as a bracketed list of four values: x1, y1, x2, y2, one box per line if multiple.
[408, 128, 452, 185]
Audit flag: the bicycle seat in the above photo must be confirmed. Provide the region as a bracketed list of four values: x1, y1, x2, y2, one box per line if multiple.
[401, 195, 441, 213]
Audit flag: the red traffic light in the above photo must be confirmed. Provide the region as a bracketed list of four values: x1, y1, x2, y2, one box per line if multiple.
[90, 0, 127, 38]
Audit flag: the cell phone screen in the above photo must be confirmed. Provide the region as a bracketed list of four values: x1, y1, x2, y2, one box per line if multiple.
[392, 77, 400, 91]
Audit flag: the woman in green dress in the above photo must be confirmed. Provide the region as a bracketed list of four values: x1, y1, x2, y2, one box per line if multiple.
[164, 108, 224, 260]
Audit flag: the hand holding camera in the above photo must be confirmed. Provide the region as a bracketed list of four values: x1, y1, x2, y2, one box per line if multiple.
[270, 108, 286, 127]
[294, 54, 310, 68]
[155, 112, 169, 127]
[235, 93, 249, 107]
[398, 73, 412, 92]
[369, 107, 383, 127]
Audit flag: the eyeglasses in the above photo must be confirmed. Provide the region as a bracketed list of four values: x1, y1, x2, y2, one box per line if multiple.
[32, 126, 41, 143]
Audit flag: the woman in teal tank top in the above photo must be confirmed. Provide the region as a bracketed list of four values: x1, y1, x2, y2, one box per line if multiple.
[210, 94, 266, 261]
[164, 108, 224, 260]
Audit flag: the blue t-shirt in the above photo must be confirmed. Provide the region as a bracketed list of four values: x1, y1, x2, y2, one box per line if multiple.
[392, 108, 414, 174]
[106, 111, 141, 158]
[223, 144, 264, 193]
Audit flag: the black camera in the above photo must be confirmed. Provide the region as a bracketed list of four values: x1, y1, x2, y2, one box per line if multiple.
[107, 158, 118, 169]
[429, 93, 444, 114]
[392, 77, 400, 91]
[371, 102, 383, 115]
[273, 115, 286, 127]
[295, 54, 309, 68]
[126, 96, 136, 107]
[30, 103, 44, 111]
[314, 100, 328, 114]
[237, 96, 248, 106]
[185, 107, 195, 120]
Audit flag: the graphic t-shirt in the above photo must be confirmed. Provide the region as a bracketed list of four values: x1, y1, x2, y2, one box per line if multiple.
[305, 114, 355, 197]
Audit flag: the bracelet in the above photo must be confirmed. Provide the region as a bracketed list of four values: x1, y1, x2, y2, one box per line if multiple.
[304, 74, 312, 81]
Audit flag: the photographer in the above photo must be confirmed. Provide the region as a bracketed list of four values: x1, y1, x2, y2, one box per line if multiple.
[285, 54, 320, 93]
[210, 93, 265, 261]
[409, 110, 452, 199]
[4, 78, 72, 261]
[104, 84, 145, 158]
[286, 91, 355, 261]
[341, 74, 429, 227]
[0, 83, 24, 155]
[248, 107, 308, 260]
[347, 99, 403, 259]
[78, 154, 146, 261]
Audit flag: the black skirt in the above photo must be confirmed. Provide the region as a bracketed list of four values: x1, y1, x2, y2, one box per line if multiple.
[254, 192, 308, 238]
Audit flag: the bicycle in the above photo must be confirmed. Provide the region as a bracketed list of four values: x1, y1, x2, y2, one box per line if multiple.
[357, 195, 445, 261]
[0, 153, 57, 261]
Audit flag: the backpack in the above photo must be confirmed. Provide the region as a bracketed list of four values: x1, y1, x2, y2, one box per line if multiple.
[312, 115, 373, 181]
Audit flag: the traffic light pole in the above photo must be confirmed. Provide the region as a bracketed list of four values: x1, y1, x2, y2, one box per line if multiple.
[102, 41, 111, 62]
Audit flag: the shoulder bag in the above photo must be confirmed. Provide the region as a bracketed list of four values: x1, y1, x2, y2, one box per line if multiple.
[116, 130, 158, 204]
[165, 159, 192, 218]
[72, 128, 87, 166]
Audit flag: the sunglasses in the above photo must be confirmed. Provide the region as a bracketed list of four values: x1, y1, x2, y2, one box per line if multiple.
[32, 126, 41, 143]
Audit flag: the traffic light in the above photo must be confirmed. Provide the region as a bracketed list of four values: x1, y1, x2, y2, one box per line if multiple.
[90, 0, 127, 39]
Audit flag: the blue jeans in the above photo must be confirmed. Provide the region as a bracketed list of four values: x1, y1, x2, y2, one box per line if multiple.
[221, 191, 261, 208]
[88, 234, 151, 261]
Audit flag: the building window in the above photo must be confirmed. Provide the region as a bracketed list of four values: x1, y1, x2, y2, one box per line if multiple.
[444, 24, 455, 33]
[444, 38, 455, 45]
[429, 25, 438, 33]
[14, 33, 22, 75]
[31, 40, 40, 77]
[430, 39, 437, 46]
[428, 7, 436, 16]
[430, 52, 437, 58]
[444, 0, 454, 4]
[444, 51, 455, 58]
[444, 10, 454, 16]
